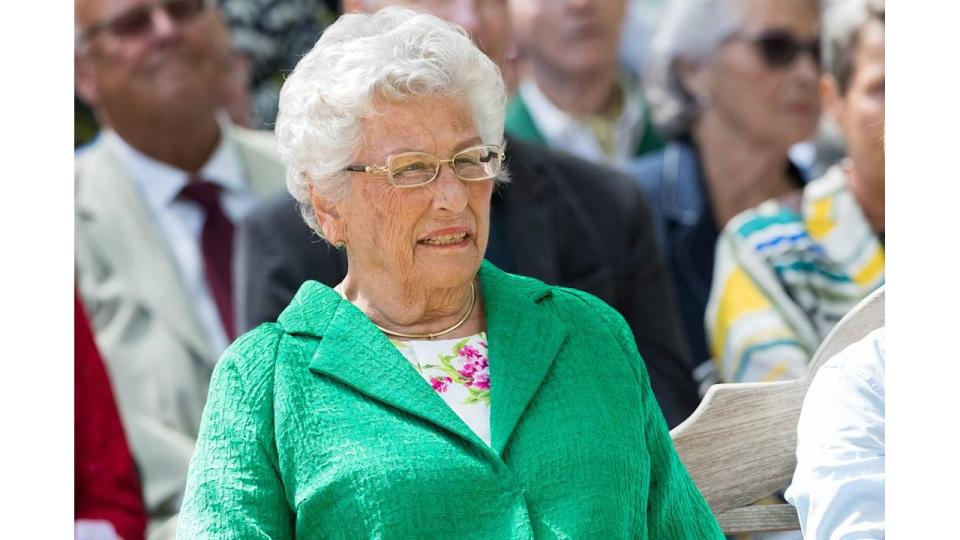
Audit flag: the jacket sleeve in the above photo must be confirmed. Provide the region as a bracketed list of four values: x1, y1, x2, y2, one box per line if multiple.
[586, 293, 723, 538]
[177, 330, 293, 539]
[636, 349, 724, 539]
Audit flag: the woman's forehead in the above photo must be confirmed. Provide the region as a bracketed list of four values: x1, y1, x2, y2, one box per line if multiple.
[360, 97, 480, 155]
[739, 0, 820, 35]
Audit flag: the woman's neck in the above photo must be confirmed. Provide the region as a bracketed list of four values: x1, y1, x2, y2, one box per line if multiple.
[692, 114, 800, 228]
[337, 272, 484, 340]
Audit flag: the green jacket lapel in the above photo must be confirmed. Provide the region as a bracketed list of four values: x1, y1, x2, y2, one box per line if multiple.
[634, 91, 666, 157]
[504, 95, 548, 146]
[285, 262, 570, 458]
[478, 262, 569, 455]
[286, 283, 488, 450]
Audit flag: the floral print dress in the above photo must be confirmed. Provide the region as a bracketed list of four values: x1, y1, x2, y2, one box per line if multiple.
[392, 333, 491, 446]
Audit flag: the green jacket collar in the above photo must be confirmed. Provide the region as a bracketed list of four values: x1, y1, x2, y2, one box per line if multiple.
[504, 91, 665, 157]
[278, 260, 569, 457]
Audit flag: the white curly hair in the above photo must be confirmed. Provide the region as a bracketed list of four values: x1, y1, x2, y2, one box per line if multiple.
[275, 6, 508, 238]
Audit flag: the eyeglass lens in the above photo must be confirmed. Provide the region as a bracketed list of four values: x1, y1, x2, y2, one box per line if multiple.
[387, 146, 501, 187]
[102, 0, 206, 38]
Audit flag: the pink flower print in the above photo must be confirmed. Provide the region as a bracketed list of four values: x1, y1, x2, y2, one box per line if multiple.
[458, 345, 483, 362]
[458, 362, 476, 378]
[472, 370, 490, 390]
[456, 347, 490, 390]
[430, 376, 452, 393]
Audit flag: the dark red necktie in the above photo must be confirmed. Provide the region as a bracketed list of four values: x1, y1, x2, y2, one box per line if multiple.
[178, 177, 236, 340]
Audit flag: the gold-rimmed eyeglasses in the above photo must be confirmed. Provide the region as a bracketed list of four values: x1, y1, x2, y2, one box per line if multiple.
[76, 0, 211, 48]
[344, 144, 505, 188]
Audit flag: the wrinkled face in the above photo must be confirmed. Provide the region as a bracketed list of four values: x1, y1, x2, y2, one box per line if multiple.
[332, 97, 494, 291]
[508, 0, 625, 76]
[75, 0, 226, 124]
[833, 20, 885, 191]
[355, 0, 510, 69]
[696, 0, 821, 147]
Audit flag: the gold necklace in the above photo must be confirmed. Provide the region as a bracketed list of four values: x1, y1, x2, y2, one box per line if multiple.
[372, 281, 477, 340]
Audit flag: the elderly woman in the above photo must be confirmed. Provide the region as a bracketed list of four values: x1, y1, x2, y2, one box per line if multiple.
[628, 0, 822, 387]
[707, 0, 885, 384]
[177, 7, 722, 538]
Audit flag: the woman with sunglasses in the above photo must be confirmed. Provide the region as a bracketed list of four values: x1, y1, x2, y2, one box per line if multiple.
[177, 7, 722, 538]
[628, 0, 822, 388]
[707, 0, 885, 386]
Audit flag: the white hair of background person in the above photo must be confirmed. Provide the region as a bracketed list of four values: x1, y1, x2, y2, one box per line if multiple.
[275, 6, 509, 239]
[642, 0, 820, 138]
[821, 0, 884, 90]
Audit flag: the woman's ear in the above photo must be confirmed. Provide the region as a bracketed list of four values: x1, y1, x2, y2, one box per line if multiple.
[674, 57, 712, 107]
[306, 180, 345, 244]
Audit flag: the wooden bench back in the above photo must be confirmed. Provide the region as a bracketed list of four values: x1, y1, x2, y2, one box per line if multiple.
[670, 286, 885, 533]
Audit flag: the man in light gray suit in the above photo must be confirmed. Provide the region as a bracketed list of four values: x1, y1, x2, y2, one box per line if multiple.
[74, 0, 284, 535]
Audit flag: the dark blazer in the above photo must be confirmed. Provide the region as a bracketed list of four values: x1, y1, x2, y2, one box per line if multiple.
[235, 136, 700, 427]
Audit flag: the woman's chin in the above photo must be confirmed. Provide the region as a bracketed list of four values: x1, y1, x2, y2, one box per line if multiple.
[414, 246, 483, 285]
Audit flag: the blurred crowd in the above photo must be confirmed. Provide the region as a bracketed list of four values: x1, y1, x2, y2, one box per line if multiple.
[74, 0, 884, 538]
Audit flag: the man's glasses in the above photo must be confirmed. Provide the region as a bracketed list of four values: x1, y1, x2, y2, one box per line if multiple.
[345, 144, 505, 189]
[735, 30, 821, 69]
[77, 0, 209, 47]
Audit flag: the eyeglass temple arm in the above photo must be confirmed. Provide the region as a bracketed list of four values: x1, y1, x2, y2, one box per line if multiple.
[344, 165, 389, 174]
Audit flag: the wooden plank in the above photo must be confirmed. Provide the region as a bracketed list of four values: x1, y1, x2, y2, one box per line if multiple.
[716, 505, 801, 534]
[670, 287, 884, 531]
[671, 381, 806, 513]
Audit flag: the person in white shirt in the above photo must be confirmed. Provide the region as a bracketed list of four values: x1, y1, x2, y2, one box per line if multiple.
[785, 326, 885, 538]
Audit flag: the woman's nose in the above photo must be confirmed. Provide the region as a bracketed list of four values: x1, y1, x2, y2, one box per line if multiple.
[431, 164, 470, 213]
[793, 49, 821, 86]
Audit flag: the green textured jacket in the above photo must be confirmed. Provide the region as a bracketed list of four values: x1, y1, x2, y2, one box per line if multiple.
[178, 261, 722, 539]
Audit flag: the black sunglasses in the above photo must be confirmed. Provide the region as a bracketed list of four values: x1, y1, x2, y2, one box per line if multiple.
[80, 0, 208, 45]
[736, 30, 821, 69]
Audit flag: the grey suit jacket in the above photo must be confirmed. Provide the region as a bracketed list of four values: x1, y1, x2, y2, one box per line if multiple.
[235, 136, 701, 428]
[74, 124, 285, 530]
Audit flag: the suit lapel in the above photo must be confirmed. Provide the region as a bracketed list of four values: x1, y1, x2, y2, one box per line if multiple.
[479, 262, 568, 456]
[227, 126, 287, 199]
[303, 286, 488, 450]
[76, 143, 213, 361]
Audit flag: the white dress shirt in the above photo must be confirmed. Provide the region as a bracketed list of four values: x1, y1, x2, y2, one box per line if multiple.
[104, 125, 260, 354]
[785, 327, 886, 539]
[518, 77, 646, 171]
